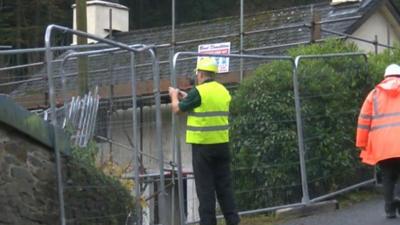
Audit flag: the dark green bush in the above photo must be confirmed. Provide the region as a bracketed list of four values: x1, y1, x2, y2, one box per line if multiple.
[64, 142, 134, 225]
[230, 39, 374, 210]
[367, 44, 400, 83]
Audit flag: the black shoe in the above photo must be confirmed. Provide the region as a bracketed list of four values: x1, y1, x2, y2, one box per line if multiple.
[386, 203, 397, 219]
[394, 198, 400, 215]
[386, 211, 396, 219]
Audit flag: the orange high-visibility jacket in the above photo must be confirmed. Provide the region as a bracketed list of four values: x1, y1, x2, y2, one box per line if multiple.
[356, 77, 400, 165]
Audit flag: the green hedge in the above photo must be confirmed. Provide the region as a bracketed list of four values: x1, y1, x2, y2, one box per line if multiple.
[230, 39, 375, 210]
[367, 44, 400, 82]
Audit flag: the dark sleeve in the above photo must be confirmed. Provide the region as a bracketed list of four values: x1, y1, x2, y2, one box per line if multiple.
[178, 87, 201, 112]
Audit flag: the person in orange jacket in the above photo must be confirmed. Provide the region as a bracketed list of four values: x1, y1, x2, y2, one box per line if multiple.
[356, 64, 400, 218]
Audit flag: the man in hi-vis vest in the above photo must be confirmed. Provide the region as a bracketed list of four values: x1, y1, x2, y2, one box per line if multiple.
[169, 57, 240, 225]
[356, 64, 400, 219]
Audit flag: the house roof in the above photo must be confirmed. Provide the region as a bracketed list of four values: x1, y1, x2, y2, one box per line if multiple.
[10, 0, 399, 108]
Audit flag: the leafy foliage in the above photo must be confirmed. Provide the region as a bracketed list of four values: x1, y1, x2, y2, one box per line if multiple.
[367, 43, 400, 84]
[0, 0, 71, 48]
[230, 39, 374, 210]
[230, 59, 300, 208]
[70, 140, 99, 167]
[289, 41, 373, 197]
[65, 142, 135, 225]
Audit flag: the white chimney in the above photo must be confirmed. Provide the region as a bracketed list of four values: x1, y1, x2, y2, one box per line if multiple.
[331, 0, 361, 5]
[72, 0, 129, 44]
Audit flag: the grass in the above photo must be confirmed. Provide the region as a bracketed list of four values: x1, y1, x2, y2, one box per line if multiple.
[238, 214, 277, 225]
[336, 188, 380, 208]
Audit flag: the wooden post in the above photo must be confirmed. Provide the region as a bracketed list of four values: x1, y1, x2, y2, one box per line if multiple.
[76, 0, 88, 95]
[311, 10, 321, 43]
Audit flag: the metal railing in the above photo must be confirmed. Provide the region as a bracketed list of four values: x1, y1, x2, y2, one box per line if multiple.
[0, 4, 395, 223]
[294, 52, 374, 204]
[171, 51, 374, 225]
[171, 52, 296, 224]
[44, 24, 166, 225]
[0, 39, 380, 225]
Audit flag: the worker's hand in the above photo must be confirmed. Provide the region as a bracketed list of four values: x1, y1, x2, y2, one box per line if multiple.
[168, 87, 179, 98]
[169, 87, 181, 113]
[178, 90, 188, 99]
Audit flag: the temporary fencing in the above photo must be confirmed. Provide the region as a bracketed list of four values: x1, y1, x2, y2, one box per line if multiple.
[171, 51, 376, 225]
[171, 52, 300, 224]
[0, 21, 392, 225]
[293, 53, 375, 203]
[42, 87, 100, 147]
[43, 24, 169, 225]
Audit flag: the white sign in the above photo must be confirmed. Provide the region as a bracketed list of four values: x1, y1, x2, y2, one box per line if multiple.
[198, 42, 230, 73]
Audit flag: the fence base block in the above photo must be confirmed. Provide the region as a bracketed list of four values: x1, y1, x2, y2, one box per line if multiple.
[275, 200, 338, 220]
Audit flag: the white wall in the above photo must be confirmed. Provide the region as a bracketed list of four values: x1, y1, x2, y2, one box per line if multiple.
[349, 8, 400, 53]
[98, 104, 192, 172]
[97, 104, 199, 222]
[73, 1, 129, 44]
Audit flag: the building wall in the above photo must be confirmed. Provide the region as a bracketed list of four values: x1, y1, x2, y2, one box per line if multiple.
[350, 8, 400, 53]
[98, 104, 200, 222]
[72, 1, 129, 44]
[98, 104, 192, 171]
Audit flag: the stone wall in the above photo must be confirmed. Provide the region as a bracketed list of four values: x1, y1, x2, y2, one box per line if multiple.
[0, 125, 58, 225]
[0, 95, 134, 225]
[0, 95, 69, 225]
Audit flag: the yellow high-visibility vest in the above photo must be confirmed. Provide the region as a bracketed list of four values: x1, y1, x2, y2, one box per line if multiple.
[186, 81, 231, 144]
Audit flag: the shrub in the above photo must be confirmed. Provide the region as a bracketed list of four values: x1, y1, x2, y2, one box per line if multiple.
[230, 39, 373, 210]
[64, 142, 135, 225]
[367, 43, 400, 83]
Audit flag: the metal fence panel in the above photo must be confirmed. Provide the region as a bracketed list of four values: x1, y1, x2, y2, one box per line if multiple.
[0, 18, 390, 225]
[44, 25, 168, 225]
[172, 52, 299, 225]
[294, 53, 375, 203]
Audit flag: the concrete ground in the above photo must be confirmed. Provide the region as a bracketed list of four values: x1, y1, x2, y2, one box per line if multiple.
[276, 196, 399, 225]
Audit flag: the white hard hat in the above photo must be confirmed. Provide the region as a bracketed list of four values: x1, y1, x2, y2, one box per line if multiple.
[384, 64, 400, 77]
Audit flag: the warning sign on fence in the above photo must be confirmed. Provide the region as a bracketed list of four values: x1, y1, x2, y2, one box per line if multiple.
[198, 42, 231, 73]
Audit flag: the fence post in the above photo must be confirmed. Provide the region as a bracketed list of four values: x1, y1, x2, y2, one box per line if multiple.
[170, 1, 177, 224]
[293, 57, 310, 204]
[45, 25, 67, 225]
[310, 9, 321, 43]
[240, 0, 244, 81]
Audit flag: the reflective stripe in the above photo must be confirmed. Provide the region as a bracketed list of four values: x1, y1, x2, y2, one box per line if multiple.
[188, 111, 229, 117]
[187, 125, 229, 131]
[360, 112, 400, 120]
[359, 114, 372, 119]
[372, 112, 400, 119]
[357, 124, 370, 130]
[361, 112, 400, 120]
[372, 90, 379, 115]
[371, 122, 400, 131]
